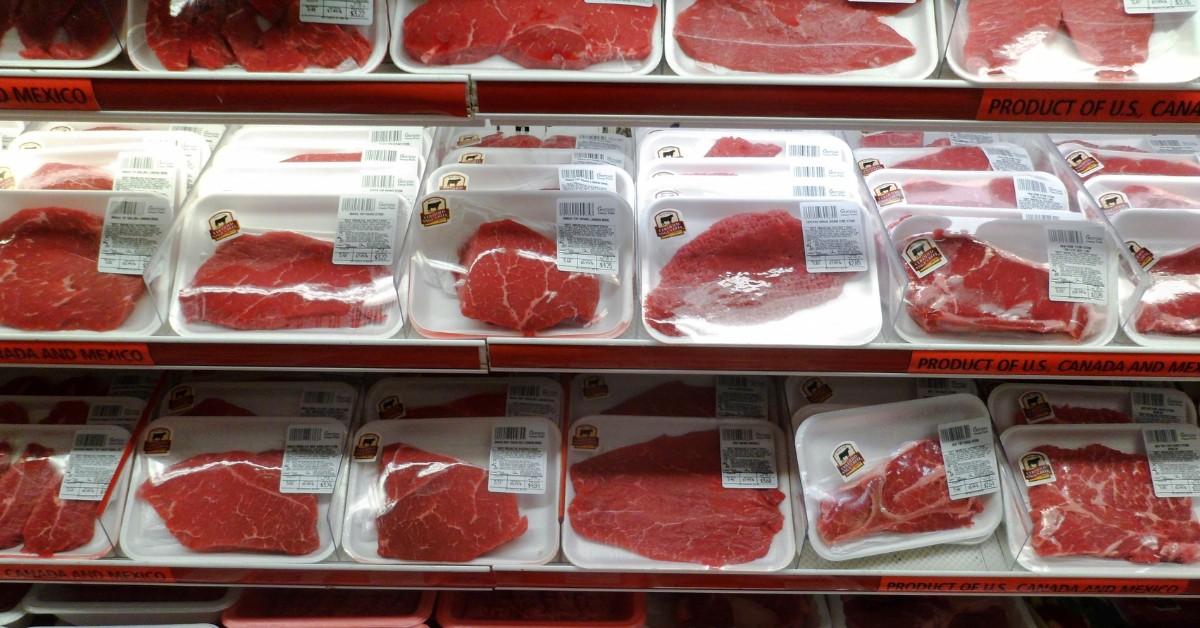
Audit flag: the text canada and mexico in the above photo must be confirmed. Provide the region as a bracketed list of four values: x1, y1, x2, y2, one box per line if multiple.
[912, 355, 1200, 376]
[981, 95, 1200, 121]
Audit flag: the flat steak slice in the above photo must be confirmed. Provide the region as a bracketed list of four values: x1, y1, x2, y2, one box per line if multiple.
[569, 429, 785, 566]
[891, 146, 992, 171]
[861, 132, 926, 148]
[1061, 0, 1152, 69]
[457, 219, 600, 334]
[1096, 155, 1200, 177]
[1120, 185, 1200, 210]
[0, 444, 57, 550]
[282, 152, 363, 163]
[138, 450, 320, 555]
[962, 0, 1061, 74]
[401, 392, 508, 419]
[1026, 443, 1200, 564]
[21, 163, 114, 191]
[376, 443, 527, 561]
[1014, 404, 1130, 425]
[22, 475, 99, 556]
[0, 207, 144, 332]
[898, 179, 1021, 208]
[602, 381, 717, 417]
[179, 231, 392, 331]
[644, 210, 849, 337]
[903, 231, 1092, 340]
[1134, 244, 1200, 336]
[705, 137, 783, 158]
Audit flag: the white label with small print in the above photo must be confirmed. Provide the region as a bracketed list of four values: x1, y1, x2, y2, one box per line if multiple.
[786, 142, 842, 160]
[1143, 427, 1200, 498]
[363, 146, 420, 166]
[792, 161, 852, 182]
[556, 199, 619, 276]
[1013, 175, 1070, 211]
[299, 0, 372, 25]
[86, 403, 142, 431]
[1047, 225, 1109, 305]
[1021, 210, 1081, 222]
[800, 204, 869, 273]
[143, 136, 204, 187]
[299, 389, 356, 424]
[60, 430, 127, 501]
[280, 424, 345, 494]
[506, 383, 562, 420]
[360, 170, 417, 202]
[572, 149, 627, 170]
[1125, 0, 1198, 14]
[1131, 390, 1189, 424]
[1147, 135, 1200, 152]
[716, 376, 770, 419]
[575, 133, 628, 153]
[948, 133, 1001, 146]
[916, 378, 978, 398]
[114, 151, 177, 205]
[981, 145, 1034, 172]
[489, 424, 548, 495]
[720, 426, 778, 489]
[367, 127, 424, 147]
[558, 166, 617, 193]
[168, 124, 224, 150]
[332, 195, 400, 266]
[98, 197, 171, 275]
[937, 418, 1000, 500]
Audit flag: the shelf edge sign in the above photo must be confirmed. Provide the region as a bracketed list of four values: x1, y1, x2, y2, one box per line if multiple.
[0, 78, 97, 111]
[909, 351, 1200, 378]
[978, 89, 1200, 123]
[880, 576, 1189, 595]
[0, 342, 154, 366]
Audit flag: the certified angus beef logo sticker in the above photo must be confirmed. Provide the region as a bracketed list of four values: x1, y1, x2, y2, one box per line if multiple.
[572, 424, 600, 450]
[143, 427, 172, 455]
[657, 146, 682, 159]
[458, 152, 484, 164]
[456, 134, 482, 147]
[438, 173, 468, 191]
[1020, 451, 1056, 486]
[1065, 149, 1103, 176]
[207, 210, 240, 241]
[165, 385, 195, 413]
[376, 395, 406, 420]
[832, 441, 866, 480]
[420, 196, 451, 227]
[653, 209, 686, 239]
[857, 157, 884, 176]
[1126, 240, 1156, 269]
[801, 377, 833, 403]
[580, 376, 610, 400]
[1018, 391, 1056, 424]
[353, 432, 381, 461]
[872, 182, 905, 207]
[1098, 192, 1129, 212]
[904, 237, 948, 278]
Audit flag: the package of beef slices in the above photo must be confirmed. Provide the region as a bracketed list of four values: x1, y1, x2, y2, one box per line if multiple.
[1108, 209, 1200, 350]
[342, 417, 561, 566]
[853, 143, 1037, 175]
[159, 380, 359, 427]
[433, 127, 634, 171]
[1057, 143, 1200, 181]
[0, 396, 146, 432]
[0, 424, 134, 560]
[13, 131, 212, 191]
[406, 189, 634, 339]
[988, 383, 1197, 431]
[567, 374, 775, 424]
[30, 121, 228, 152]
[0, 145, 189, 209]
[120, 415, 348, 565]
[0, 0, 122, 69]
[1084, 175, 1200, 214]
[865, 170, 1072, 213]
[424, 164, 636, 209]
[363, 376, 564, 426]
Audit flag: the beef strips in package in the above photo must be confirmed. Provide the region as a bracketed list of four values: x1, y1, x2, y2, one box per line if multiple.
[159, 191, 407, 338]
[160, 381, 359, 426]
[121, 415, 348, 565]
[989, 383, 1197, 431]
[640, 196, 882, 346]
[1109, 208, 1200, 348]
[866, 170, 1072, 214]
[31, 121, 228, 151]
[434, 128, 634, 177]
[0, 190, 171, 337]
[1, 144, 189, 209]
[568, 374, 775, 424]
[364, 376, 564, 426]
[406, 190, 634, 339]
[425, 164, 636, 209]
[343, 416, 562, 566]
[948, 0, 1200, 84]
[1058, 143, 1200, 182]
[1085, 175, 1200, 213]
[395, 0, 663, 75]
[0, 423, 135, 560]
[13, 130, 213, 191]
[1000, 423, 1200, 576]
[666, 0, 937, 80]
[127, 0, 387, 73]
[797, 394, 1003, 561]
[638, 130, 852, 168]
[784, 375, 979, 413]
[854, 143, 1038, 175]
[0, 395, 146, 432]
[887, 211, 1119, 347]
[0, 0, 123, 68]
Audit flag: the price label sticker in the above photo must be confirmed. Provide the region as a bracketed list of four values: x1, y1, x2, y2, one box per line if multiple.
[280, 424, 345, 494]
[506, 383, 562, 420]
[1143, 427, 1200, 498]
[800, 204, 869, 273]
[299, 388, 356, 424]
[489, 424, 548, 494]
[1125, 0, 1198, 13]
[98, 197, 171, 275]
[1132, 390, 1189, 424]
[716, 376, 770, 419]
[558, 166, 617, 192]
[916, 378, 978, 398]
[60, 430, 127, 501]
[938, 418, 1000, 500]
[720, 426, 778, 489]
[332, 195, 400, 266]
[299, 0, 373, 25]
[556, 199, 619, 276]
[1047, 225, 1109, 305]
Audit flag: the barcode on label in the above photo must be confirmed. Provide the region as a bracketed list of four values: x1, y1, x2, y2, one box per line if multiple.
[788, 145, 821, 158]
[561, 169, 597, 180]
[361, 174, 396, 189]
[1146, 429, 1179, 443]
[303, 391, 337, 405]
[1134, 391, 1166, 407]
[559, 202, 595, 217]
[494, 426, 527, 441]
[509, 385, 540, 397]
[369, 130, 407, 144]
[802, 205, 840, 221]
[1048, 229, 1084, 244]
[575, 152, 609, 162]
[342, 197, 376, 212]
[721, 428, 756, 441]
[89, 405, 122, 418]
[939, 425, 973, 442]
[794, 185, 828, 197]
[1016, 178, 1049, 193]
[109, 200, 143, 216]
[121, 156, 155, 170]
[363, 149, 398, 162]
[794, 165, 826, 178]
[73, 433, 107, 449]
[288, 427, 324, 442]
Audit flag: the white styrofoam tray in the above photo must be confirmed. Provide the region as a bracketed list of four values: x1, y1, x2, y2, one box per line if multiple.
[1110, 208, 1200, 350]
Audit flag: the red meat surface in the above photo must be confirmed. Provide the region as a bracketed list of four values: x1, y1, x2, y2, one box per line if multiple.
[1097, 155, 1200, 177]
[188, 0, 238, 70]
[0, 403, 28, 424]
[644, 210, 849, 337]
[963, 0, 1061, 74]
[1062, 0, 1152, 69]
[1026, 443, 1200, 563]
[675, 593, 812, 628]
[376, 443, 527, 561]
[1015, 404, 1130, 425]
[705, 137, 783, 158]
[457, 220, 600, 334]
[21, 163, 114, 191]
[0, 443, 8, 474]
[21, 0, 117, 61]
[43, 401, 89, 425]
[675, 0, 916, 74]
[1135, 244, 1200, 337]
[15, 0, 73, 59]
[22, 475, 99, 556]
[1119, 185, 1200, 209]
[138, 450, 320, 555]
[282, 2, 371, 68]
[862, 131, 925, 148]
[145, 0, 191, 70]
[0, 444, 57, 550]
[541, 135, 577, 149]
[602, 381, 717, 417]
[0, 208, 144, 332]
[818, 439, 983, 543]
[178, 398, 257, 416]
[903, 231, 1092, 340]
[249, 0, 290, 22]
[221, 6, 308, 72]
[404, 0, 657, 70]
[892, 146, 992, 171]
[898, 179, 1019, 208]
[569, 429, 785, 566]
[401, 392, 508, 419]
[455, 591, 635, 621]
[477, 134, 544, 148]
[179, 231, 392, 331]
[842, 596, 1009, 628]
[281, 152, 362, 163]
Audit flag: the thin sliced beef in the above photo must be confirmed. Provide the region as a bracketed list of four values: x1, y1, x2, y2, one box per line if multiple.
[21, 163, 114, 191]
[1061, 0, 1152, 69]
[602, 381, 717, 417]
[892, 146, 992, 171]
[0, 444, 57, 550]
[1119, 185, 1200, 210]
[1135, 244, 1200, 336]
[963, 0, 1062, 74]
[401, 392, 509, 419]
[22, 476, 99, 556]
[705, 137, 783, 158]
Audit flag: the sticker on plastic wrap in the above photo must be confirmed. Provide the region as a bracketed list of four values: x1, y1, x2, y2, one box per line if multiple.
[489, 424, 548, 495]
[556, 199, 619, 276]
[506, 383, 562, 420]
[1013, 175, 1069, 211]
[576, 134, 628, 153]
[1047, 225, 1109, 305]
[363, 146, 419, 166]
[800, 204, 869, 273]
[1126, 240, 1158, 269]
[87, 403, 142, 431]
[1131, 390, 1189, 424]
[937, 418, 1000, 500]
[1125, 0, 1198, 14]
[114, 151, 177, 205]
[1019, 450, 1056, 487]
[280, 424, 345, 495]
[832, 441, 867, 481]
[1021, 211, 1074, 222]
[144, 136, 204, 187]
[168, 125, 224, 151]
[299, 0, 372, 25]
[1143, 427, 1200, 498]
[299, 389, 356, 423]
[981, 145, 1034, 171]
[98, 197, 171, 275]
[1065, 149, 1104, 177]
[716, 375, 770, 419]
[360, 170, 417, 201]
[333, 195, 400, 266]
[558, 166, 617, 192]
[1147, 136, 1200, 152]
[572, 150, 627, 170]
[916, 378, 978, 398]
[720, 426, 778, 489]
[1019, 391, 1057, 424]
[60, 430, 127, 501]
[903, 236, 948, 278]
[948, 133, 1000, 146]
[785, 142, 838, 161]
[368, 128, 424, 148]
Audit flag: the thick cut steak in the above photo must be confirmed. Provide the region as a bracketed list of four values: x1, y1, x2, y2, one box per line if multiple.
[705, 137, 783, 158]
[1061, 0, 1152, 69]
[1015, 404, 1130, 425]
[842, 596, 1009, 628]
[139, 450, 320, 555]
[21, 163, 114, 191]
[0, 444, 57, 549]
[179, 398, 257, 416]
[1134, 244, 1200, 336]
[818, 439, 983, 543]
[0, 208, 144, 332]
[401, 392, 508, 419]
[22, 475, 99, 556]
[899, 179, 1022, 208]
[903, 231, 1092, 340]
[891, 146, 992, 171]
[569, 429, 784, 566]
[179, 231, 392, 331]
[457, 219, 600, 334]
[1120, 185, 1200, 210]
[644, 210, 849, 337]
[1097, 156, 1200, 177]
[1027, 443, 1200, 564]
[376, 443, 527, 561]
[963, 0, 1061, 74]
[602, 381, 717, 417]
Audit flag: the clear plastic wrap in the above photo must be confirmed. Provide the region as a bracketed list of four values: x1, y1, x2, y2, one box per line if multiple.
[1085, 175, 1200, 213]
[640, 159, 860, 206]
[1110, 208, 1200, 348]
[0, 395, 146, 431]
[865, 170, 1071, 212]
[1049, 133, 1200, 154]
[0, 0, 123, 68]
[1058, 143, 1200, 181]
[160, 380, 358, 426]
[853, 143, 1035, 174]
[1, 145, 188, 207]
[568, 374, 775, 423]
[13, 130, 213, 190]
[436, 591, 647, 628]
[639, 130, 852, 169]
[363, 376, 563, 425]
[851, 131, 1007, 149]
[783, 375, 979, 412]
[342, 417, 561, 565]
[434, 127, 633, 167]
[987, 383, 1197, 431]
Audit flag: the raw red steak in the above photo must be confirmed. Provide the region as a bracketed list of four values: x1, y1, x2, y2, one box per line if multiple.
[1014, 404, 1130, 425]
[602, 381, 717, 417]
[281, 152, 363, 163]
[0, 444, 57, 550]
[1119, 185, 1200, 209]
[675, 0, 916, 74]
[178, 398, 257, 416]
[457, 220, 600, 334]
[17, 0, 118, 60]
[21, 163, 114, 191]
[401, 392, 508, 419]
[705, 137, 783, 158]
[644, 210, 849, 337]
[0, 403, 28, 424]
[861, 131, 925, 148]
[842, 596, 1009, 628]
[1134, 244, 1200, 336]
[541, 135, 578, 149]
[139, 450, 320, 555]
[43, 401, 89, 425]
[1026, 443, 1200, 563]
[1097, 155, 1200, 177]
[818, 439, 983, 543]
[477, 134, 545, 148]
[376, 443, 527, 561]
[179, 231, 393, 331]
[1062, 0, 1152, 69]
[891, 146, 992, 171]
[898, 179, 1021, 208]
[903, 231, 1092, 340]
[0, 208, 144, 332]
[22, 475, 99, 556]
[962, 0, 1061, 74]
[569, 429, 785, 566]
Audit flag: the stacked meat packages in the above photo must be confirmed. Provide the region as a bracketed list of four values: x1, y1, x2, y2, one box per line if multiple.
[0, 0, 122, 66]
[363, 376, 564, 425]
[158, 379, 359, 426]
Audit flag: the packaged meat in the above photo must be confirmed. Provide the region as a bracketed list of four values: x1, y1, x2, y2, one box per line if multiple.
[166, 192, 406, 337]
[667, 0, 936, 79]
[865, 170, 1071, 212]
[1050, 133, 1200, 155]
[568, 374, 774, 423]
[0, 424, 134, 559]
[639, 159, 860, 205]
[224, 588, 434, 627]
[564, 415, 794, 571]
[640, 197, 881, 345]
[1084, 175, 1200, 213]
[0, 370, 161, 399]
[1110, 209, 1200, 348]
[13, 130, 213, 190]
[160, 381, 358, 426]
[195, 164, 420, 211]
[0, 396, 146, 432]
[442, 146, 631, 175]
[796, 395, 1002, 561]
[1000, 424, 1200, 575]
[342, 417, 561, 565]
[988, 384, 1196, 432]
[406, 190, 634, 339]
[854, 144, 1035, 174]
[434, 127, 634, 167]
[670, 593, 828, 628]
[784, 376, 978, 412]
[395, 0, 662, 75]
[128, 0, 385, 73]
[0, 0, 122, 67]
[851, 131, 1006, 149]
[889, 213, 1118, 346]
[32, 121, 228, 151]
[830, 595, 1033, 628]
[948, 0, 1200, 84]
[22, 584, 239, 625]
[424, 164, 636, 209]
[1058, 143, 1200, 181]
[437, 591, 645, 628]
[0, 145, 189, 207]
[208, 140, 423, 173]
[121, 415, 347, 565]
[640, 130, 852, 169]
[226, 124, 425, 151]
[364, 376, 563, 425]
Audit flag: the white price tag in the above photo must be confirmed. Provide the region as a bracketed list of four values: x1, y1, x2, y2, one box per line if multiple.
[367, 127, 424, 147]
[1131, 390, 1189, 424]
[299, 0, 373, 25]
[60, 430, 127, 501]
[299, 388, 356, 424]
[489, 424, 548, 495]
[1147, 135, 1200, 153]
[948, 133, 1001, 146]
[556, 199, 619, 276]
[785, 142, 839, 160]
[332, 195, 400, 265]
[558, 166, 617, 192]
[575, 133, 628, 153]
[916, 378, 978, 398]
[1125, 0, 1197, 14]
[86, 403, 142, 431]
[716, 376, 770, 419]
[168, 124, 225, 150]
[114, 151, 178, 206]
[1013, 175, 1069, 211]
[572, 149, 627, 170]
[720, 426, 778, 489]
[800, 204, 869, 273]
[280, 424, 345, 494]
[98, 197, 171, 275]
[937, 418, 1000, 501]
[1143, 427, 1200, 497]
[363, 146, 419, 165]
[981, 145, 1034, 172]
[505, 383, 562, 420]
[144, 136, 203, 187]
[1047, 225, 1109, 305]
